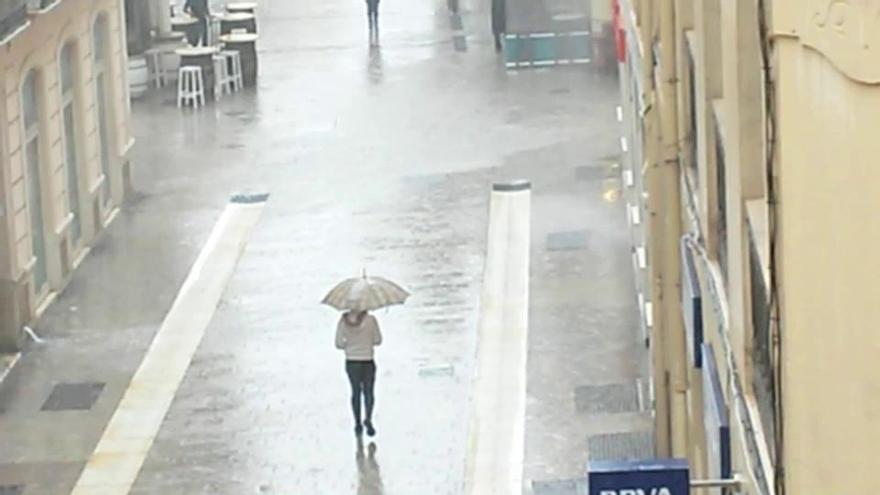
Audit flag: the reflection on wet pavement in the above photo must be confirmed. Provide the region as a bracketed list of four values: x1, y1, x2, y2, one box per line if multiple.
[356, 438, 385, 495]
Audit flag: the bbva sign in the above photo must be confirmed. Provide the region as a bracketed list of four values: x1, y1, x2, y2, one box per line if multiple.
[588, 459, 689, 495]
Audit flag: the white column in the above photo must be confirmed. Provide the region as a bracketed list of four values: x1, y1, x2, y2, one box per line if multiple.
[153, 0, 172, 36]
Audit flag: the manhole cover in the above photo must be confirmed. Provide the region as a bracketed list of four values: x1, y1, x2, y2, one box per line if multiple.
[0, 485, 24, 495]
[546, 230, 589, 251]
[41, 382, 105, 411]
[574, 383, 639, 414]
[588, 431, 654, 462]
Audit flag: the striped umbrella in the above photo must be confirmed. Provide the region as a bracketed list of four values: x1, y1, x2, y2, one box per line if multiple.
[322, 272, 410, 312]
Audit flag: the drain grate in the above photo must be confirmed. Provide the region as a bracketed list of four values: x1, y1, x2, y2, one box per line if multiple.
[532, 478, 585, 495]
[41, 382, 105, 411]
[546, 231, 589, 251]
[0, 485, 24, 495]
[588, 431, 654, 462]
[574, 383, 640, 414]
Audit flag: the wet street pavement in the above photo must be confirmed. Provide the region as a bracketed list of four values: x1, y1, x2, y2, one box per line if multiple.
[0, 0, 647, 493]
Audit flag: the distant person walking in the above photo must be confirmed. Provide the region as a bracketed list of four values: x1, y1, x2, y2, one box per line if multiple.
[491, 0, 506, 52]
[184, 0, 210, 46]
[336, 310, 383, 437]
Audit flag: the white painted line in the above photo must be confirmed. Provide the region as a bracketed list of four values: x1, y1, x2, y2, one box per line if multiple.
[629, 204, 641, 225]
[465, 187, 530, 495]
[645, 301, 653, 328]
[636, 246, 647, 269]
[572, 58, 592, 64]
[620, 136, 628, 153]
[616, 105, 623, 122]
[636, 377, 645, 412]
[70, 201, 266, 495]
[623, 169, 634, 187]
[638, 292, 645, 315]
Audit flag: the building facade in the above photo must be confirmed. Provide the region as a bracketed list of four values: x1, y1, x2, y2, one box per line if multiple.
[0, 0, 133, 350]
[616, 0, 880, 493]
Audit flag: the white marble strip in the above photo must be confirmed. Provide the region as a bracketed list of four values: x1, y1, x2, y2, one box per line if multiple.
[465, 187, 531, 495]
[70, 201, 266, 495]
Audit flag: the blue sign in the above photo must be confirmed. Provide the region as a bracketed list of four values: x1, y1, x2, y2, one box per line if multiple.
[681, 237, 704, 368]
[701, 343, 732, 481]
[588, 458, 689, 495]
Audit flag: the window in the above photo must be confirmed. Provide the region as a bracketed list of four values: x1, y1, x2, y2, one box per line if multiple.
[714, 114, 728, 277]
[60, 42, 82, 243]
[22, 70, 48, 293]
[686, 48, 698, 184]
[749, 224, 776, 461]
[93, 14, 112, 206]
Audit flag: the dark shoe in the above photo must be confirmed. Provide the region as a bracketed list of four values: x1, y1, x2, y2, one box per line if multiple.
[355, 424, 364, 436]
[364, 420, 376, 437]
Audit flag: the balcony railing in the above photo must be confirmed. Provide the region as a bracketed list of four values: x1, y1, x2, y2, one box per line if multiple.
[0, 0, 27, 41]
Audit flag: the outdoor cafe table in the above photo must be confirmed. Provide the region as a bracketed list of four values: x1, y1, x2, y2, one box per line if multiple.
[219, 12, 257, 35]
[220, 33, 259, 87]
[226, 2, 257, 14]
[175, 46, 220, 100]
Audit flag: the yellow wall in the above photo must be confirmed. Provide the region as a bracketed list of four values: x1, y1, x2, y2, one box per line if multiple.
[0, 0, 131, 288]
[776, 39, 880, 493]
[0, 0, 131, 340]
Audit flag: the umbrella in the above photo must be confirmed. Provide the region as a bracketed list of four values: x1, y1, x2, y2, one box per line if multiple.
[322, 272, 410, 312]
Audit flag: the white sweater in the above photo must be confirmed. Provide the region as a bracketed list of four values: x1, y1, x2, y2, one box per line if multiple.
[335, 314, 382, 361]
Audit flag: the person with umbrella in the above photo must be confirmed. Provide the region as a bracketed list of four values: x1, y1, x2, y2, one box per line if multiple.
[324, 272, 409, 437]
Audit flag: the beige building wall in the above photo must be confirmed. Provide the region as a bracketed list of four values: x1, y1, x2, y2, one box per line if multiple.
[772, 1, 880, 492]
[617, 0, 880, 493]
[0, 0, 133, 349]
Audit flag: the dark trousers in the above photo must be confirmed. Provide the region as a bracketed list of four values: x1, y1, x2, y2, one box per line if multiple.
[192, 16, 208, 46]
[366, 0, 380, 25]
[346, 360, 377, 425]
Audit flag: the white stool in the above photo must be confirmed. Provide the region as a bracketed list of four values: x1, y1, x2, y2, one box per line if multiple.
[145, 48, 168, 88]
[213, 55, 234, 100]
[221, 50, 244, 92]
[177, 66, 205, 108]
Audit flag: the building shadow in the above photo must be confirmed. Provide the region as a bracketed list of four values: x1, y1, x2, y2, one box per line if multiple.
[356, 437, 385, 494]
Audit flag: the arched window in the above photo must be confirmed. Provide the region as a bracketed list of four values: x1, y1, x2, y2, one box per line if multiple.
[21, 70, 48, 293]
[60, 42, 82, 243]
[93, 14, 112, 206]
